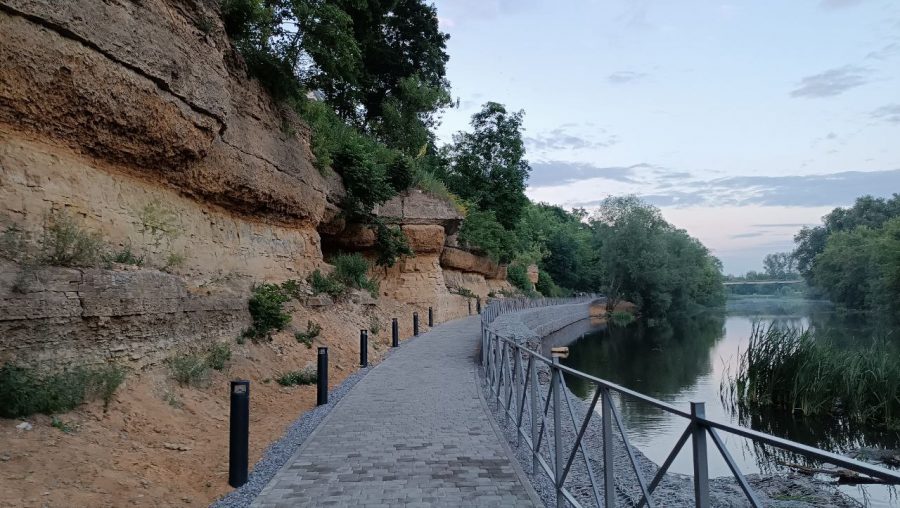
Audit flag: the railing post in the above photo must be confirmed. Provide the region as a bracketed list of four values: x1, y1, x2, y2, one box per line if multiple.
[510, 345, 520, 426]
[552, 356, 565, 508]
[691, 402, 710, 508]
[601, 388, 615, 508]
[530, 355, 540, 476]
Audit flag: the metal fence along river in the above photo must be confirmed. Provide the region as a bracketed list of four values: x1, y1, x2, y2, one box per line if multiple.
[480, 297, 900, 508]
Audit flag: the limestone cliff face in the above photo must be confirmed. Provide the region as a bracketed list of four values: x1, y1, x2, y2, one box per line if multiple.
[0, 0, 510, 368]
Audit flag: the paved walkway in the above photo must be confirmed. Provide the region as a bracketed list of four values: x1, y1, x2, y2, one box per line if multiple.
[252, 316, 540, 508]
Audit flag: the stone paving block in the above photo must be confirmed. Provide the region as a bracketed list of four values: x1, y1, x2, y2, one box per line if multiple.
[252, 317, 538, 507]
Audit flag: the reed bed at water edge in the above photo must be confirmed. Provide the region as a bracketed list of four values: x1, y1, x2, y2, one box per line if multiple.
[722, 323, 900, 430]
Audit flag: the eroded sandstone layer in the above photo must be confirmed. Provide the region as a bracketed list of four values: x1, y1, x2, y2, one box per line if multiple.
[0, 0, 510, 368]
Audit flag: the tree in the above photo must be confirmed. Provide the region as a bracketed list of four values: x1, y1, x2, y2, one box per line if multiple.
[794, 194, 900, 279]
[588, 196, 724, 319]
[445, 102, 531, 229]
[762, 252, 797, 279]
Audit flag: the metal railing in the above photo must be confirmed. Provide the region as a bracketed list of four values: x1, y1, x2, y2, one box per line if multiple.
[481, 294, 600, 326]
[480, 300, 900, 508]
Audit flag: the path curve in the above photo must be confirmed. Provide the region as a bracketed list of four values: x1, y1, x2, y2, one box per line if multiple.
[252, 316, 540, 507]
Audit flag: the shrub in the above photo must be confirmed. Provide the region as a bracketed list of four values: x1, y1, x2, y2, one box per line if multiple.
[388, 154, 415, 192]
[332, 253, 379, 297]
[373, 222, 412, 268]
[106, 244, 144, 266]
[39, 211, 104, 267]
[294, 321, 322, 348]
[369, 316, 381, 336]
[452, 287, 476, 299]
[247, 283, 291, 340]
[206, 343, 232, 371]
[168, 354, 211, 388]
[307, 269, 347, 298]
[51, 416, 77, 433]
[459, 209, 516, 263]
[276, 366, 317, 387]
[536, 270, 563, 297]
[507, 263, 534, 294]
[165, 252, 186, 270]
[0, 364, 126, 417]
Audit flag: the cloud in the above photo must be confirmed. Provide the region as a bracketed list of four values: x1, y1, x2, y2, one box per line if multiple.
[529, 161, 900, 209]
[607, 71, 648, 84]
[819, 0, 865, 8]
[790, 65, 871, 98]
[872, 104, 900, 124]
[527, 161, 640, 187]
[525, 128, 618, 152]
[751, 223, 813, 228]
[866, 42, 899, 61]
[730, 232, 768, 239]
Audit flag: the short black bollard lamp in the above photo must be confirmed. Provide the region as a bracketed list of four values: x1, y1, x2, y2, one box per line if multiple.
[413, 312, 420, 336]
[428, 306, 434, 327]
[317, 347, 328, 406]
[476, 297, 482, 314]
[360, 329, 368, 367]
[391, 318, 399, 347]
[229, 380, 250, 488]
[468, 299, 472, 315]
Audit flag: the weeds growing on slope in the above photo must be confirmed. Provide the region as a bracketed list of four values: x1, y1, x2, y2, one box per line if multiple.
[0, 363, 126, 417]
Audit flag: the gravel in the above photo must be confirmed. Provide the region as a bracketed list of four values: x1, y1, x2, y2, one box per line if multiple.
[210, 340, 414, 508]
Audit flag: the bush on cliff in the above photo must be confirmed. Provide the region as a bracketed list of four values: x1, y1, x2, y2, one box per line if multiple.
[247, 283, 291, 340]
[0, 363, 125, 417]
[332, 253, 379, 297]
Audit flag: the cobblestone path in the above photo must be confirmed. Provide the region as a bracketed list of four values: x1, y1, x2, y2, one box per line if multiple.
[252, 316, 540, 508]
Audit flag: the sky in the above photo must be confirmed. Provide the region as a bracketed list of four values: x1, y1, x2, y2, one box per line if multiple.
[430, 0, 900, 274]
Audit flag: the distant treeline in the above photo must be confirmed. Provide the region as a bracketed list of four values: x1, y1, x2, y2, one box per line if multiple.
[793, 194, 900, 315]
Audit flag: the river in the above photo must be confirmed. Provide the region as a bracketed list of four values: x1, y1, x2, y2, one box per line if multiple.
[555, 297, 900, 507]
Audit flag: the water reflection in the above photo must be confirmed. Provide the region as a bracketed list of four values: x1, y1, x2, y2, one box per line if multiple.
[557, 303, 900, 506]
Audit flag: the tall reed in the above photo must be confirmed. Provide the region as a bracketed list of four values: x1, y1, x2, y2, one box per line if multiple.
[724, 323, 900, 430]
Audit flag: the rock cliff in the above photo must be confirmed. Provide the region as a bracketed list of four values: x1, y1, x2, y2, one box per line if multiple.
[0, 0, 510, 368]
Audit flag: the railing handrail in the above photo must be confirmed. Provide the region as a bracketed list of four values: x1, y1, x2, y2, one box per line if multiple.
[480, 301, 900, 508]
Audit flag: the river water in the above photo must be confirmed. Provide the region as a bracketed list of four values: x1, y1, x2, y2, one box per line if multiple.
[556, 298, 900, 506]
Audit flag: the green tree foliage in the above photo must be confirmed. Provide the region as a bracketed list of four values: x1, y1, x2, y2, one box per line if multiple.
[506, 263, 534, 295]
[445, 102, 530, 229]
[811, 217, 900, 314]
[515, 204, 597, 290]
[458, 209, 516, 263]
[762, 252, 798, 279]
[588, 196, 725, 319]
[793, 194, 900, 279]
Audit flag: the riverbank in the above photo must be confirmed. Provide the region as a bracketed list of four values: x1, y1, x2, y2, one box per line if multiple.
[484, 308, 858, 507]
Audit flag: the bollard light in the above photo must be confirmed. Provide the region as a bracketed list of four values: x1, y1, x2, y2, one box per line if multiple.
[413, 312, 420, 336]
[228, 380, 250, 488]
[428, 307, 434, 327]
[317, 347, 328, 406]
[391, 318, 399, 347]
[360, 329, 368, 367]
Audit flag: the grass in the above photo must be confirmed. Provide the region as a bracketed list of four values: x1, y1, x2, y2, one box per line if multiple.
[276, 366, 317, 387]
[307, 269, 347, 298]
[723, 324, 900, 429]
[51, 416, 77, 433]
[294, 320, 322, 348]
[106, 244, 144, 266]
[308, 254, 380, 299]
[414, 171, 466, 215]
[0, 363, 126, 417]
[169, 343, 232, 387]
[369, 315, 381, 336]
[609, 310, 635, 327]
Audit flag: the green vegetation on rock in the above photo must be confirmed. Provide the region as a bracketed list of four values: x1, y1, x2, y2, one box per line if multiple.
[0, 363, 126, 417]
